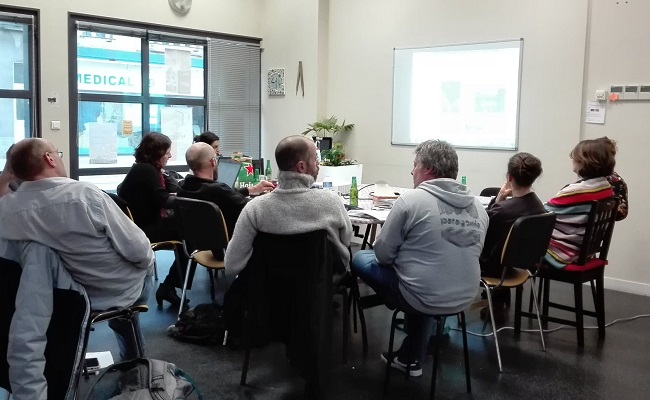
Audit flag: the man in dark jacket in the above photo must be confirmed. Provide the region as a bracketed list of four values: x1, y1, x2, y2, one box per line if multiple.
[177, 142, 274, 236]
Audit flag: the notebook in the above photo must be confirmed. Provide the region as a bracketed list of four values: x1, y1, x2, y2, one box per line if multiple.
[217, 159, 243, 189]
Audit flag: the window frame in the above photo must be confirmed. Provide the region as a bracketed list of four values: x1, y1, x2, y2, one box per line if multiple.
[0, 6, 40, 152]
[68, 14, 261, 180]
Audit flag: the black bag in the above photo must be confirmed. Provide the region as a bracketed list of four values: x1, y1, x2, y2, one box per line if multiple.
[84, 358, 202, 400]
[167, 303, 225, 344]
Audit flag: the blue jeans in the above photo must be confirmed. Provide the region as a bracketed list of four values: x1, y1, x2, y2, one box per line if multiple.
[107, 275, 152, 360]
[351, 250, 434, 364]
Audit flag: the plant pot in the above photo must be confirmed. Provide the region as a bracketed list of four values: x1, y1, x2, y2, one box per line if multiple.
[317, 164, 363, 186]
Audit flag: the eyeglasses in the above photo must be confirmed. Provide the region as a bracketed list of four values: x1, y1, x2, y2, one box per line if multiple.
[57, 151, 63, 158]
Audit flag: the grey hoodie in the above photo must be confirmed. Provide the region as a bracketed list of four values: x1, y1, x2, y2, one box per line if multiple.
[374, 178, 488, 315]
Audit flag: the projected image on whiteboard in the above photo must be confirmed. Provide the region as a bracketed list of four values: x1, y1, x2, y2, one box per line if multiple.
[392, 40, 522, 149]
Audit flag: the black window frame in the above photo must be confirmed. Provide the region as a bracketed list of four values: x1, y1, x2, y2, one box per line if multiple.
[0, 6, 40, 146]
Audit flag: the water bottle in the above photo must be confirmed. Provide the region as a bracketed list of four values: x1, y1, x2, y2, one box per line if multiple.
[265, 160, 272, 179]
[323, 176, 333, 191]
[349, 176, 358, 207]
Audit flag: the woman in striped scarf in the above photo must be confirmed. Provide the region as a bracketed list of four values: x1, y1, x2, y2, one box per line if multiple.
[544, 139, 615, 268]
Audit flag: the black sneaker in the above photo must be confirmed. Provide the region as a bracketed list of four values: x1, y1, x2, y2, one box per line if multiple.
[381, 352, 422, 377]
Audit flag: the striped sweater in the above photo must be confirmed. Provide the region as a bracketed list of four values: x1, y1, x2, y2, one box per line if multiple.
[543, 177, 614, 268]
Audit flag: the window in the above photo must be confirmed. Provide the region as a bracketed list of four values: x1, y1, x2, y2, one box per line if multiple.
[0, 10, 38, 170]
[70, 17, 261, 184]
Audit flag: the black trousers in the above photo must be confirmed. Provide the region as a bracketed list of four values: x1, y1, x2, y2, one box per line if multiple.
[143, 216, 188, 289]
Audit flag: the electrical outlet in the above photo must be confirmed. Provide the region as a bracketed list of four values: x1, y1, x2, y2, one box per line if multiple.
[595, 90, 607, 101]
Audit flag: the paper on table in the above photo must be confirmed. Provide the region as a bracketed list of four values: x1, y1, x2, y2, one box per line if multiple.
[348, 209, 391, 221]
[86, 351, 114, 368]
[585, 100, 606, 124]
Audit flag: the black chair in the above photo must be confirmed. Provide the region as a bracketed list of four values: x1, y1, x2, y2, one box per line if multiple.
[237, 230, 335, 396]
[476, 212, 556, 372]
[523, 198, 618, 347]
[1, 254, 88, 400]
[106, 191, 183, 283]
[480, 187, 501, 197]
[173, 197, 230, 318]
[384, 310, 471, 400]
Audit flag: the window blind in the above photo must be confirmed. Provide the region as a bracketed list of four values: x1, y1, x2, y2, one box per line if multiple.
[207, 39, 261, 159]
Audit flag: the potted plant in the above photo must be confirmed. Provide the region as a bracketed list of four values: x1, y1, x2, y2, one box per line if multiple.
[302, 116, 362, 185]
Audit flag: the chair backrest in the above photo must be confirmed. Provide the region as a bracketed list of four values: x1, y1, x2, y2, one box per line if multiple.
[105, 191, 135, 221]
[240, 230, 333, 387]
[500, 212, 557, 271]
[575, 197, 619, 265]
[480, 187, 501, 197]
[1, 255, 89, 399]
[173, 197, 229, 256]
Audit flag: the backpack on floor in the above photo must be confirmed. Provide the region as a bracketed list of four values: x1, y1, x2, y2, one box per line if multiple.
[167, 303, 225, 344]
[84, 358, 202, 400]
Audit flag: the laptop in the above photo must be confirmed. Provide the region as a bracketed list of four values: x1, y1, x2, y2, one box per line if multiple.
[216, 158, 243, 189]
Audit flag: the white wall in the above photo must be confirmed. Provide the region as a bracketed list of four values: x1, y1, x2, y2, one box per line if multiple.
[260, 0, 327, 174]
[0, 0, 263, 167]
[581, 0, 650, 295]
[327, 0, 588, 200]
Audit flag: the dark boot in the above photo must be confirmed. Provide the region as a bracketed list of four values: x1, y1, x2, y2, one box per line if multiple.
[156, 283, 189, 307]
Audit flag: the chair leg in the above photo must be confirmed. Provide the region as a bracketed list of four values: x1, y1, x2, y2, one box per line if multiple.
[240, 309, 251, 386]
[573, 281, 585, 347]
[596, 274, 606, 339]
[129, 312, 145, 358]
[430, 316, 446, 400]
[529, 280, 546, 352]
[542, 278, 550, 330]
[483, 284, 502, 373]
[514, 285, 523, 337]
[208, 269, 216, 302]
[459, 312, 471, 393]
[342, 288, 350, 364]
[383, 309, 400, 394]
[356, 297, 369, 357]
[177, 259, 194, 320]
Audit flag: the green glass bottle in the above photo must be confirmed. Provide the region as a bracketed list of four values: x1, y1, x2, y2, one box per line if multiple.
[349, 176, 359, 207]
[254, 168, 260, 184]
[265, 160, 272, 179]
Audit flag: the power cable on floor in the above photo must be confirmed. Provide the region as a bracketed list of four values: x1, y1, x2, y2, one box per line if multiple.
[451, 313, 650, 337]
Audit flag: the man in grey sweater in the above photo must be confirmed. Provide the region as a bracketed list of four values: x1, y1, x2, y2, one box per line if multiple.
[224, 135, 352, 278]
[351, 140, 488, 377]
[0, 138, 154, 361]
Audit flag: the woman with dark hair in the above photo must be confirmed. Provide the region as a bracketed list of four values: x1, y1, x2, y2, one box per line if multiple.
[596, 136, 628, 221]
[118, 132, 187, 307]
[544, 139, 615, 268]
[194, 131, 220, 156]
[479, 152, 546, 317]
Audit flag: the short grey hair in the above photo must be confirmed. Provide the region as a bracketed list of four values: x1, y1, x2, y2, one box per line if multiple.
[414, 140, 458, 179]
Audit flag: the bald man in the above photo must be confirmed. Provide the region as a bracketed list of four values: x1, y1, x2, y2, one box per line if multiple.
[178, 142, 274, 237]
[224, 135, 352, 277]
[0, 138, 154, 361]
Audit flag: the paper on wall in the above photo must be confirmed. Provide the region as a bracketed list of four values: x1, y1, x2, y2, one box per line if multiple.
[88, 122, 118, 164]
[161, 106, 193, 162]
[585, 101, 606, 124]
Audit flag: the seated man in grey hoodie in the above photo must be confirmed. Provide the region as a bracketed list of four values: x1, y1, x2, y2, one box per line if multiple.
[225, 135, 352, 278]
[351, 139, 488, 377]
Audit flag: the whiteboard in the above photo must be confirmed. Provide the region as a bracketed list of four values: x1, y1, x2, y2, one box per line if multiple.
[391, 39, 523, 150]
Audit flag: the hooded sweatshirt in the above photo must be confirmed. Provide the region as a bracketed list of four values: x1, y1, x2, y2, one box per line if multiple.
[374, 178, 488, 315]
